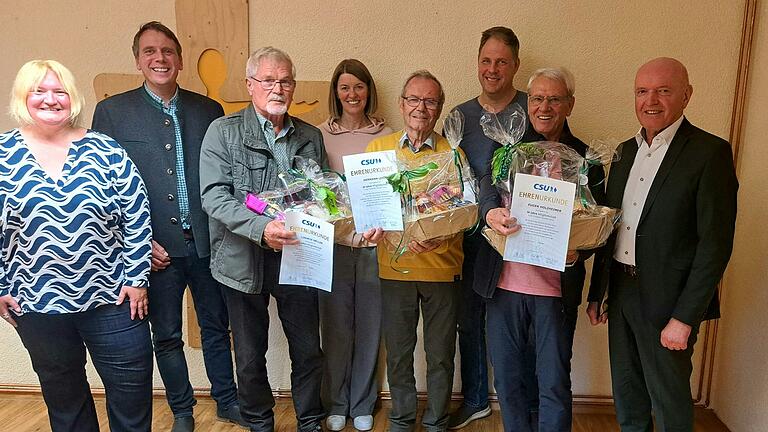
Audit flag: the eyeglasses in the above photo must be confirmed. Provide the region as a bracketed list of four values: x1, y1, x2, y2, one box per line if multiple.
[248, 77, 296, 91]
[528, 95, 570, 107]
[401, 96, 440, 110]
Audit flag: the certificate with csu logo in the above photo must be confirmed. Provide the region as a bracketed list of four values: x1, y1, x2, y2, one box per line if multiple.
[279, 212, 334, 291]
[343, 150, 404, 232]
[504, 173, 575, 271]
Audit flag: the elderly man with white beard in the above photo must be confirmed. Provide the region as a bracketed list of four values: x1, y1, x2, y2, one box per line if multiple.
[200, 46, 327, 432]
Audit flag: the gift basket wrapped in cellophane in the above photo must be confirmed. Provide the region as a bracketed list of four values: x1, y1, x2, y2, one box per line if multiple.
[243, 157, 359, 246]
[382, 109, 479, 260]
[478, 106, 622, 255]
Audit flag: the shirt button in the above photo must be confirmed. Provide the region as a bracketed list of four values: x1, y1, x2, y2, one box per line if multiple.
[167, 168, 174, 175]
[164, 119, 172, 126]
[646, 153, 652, 158]
[633, 202, 637, 206]
[640, 177, 644, 181]
[625, 251, 629, 255]
[168, 194, 175, 201]
[170, 217, 179, 225]
[626, 226, 630, 230]
[165, 143, 172, 151]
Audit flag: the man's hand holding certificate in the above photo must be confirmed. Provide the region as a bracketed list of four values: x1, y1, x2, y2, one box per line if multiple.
[279, 213, 335, 291]
[502, 173, 576, 271]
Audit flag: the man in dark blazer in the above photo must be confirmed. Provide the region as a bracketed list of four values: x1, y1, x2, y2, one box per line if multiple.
[92, 21, 243, 432]
[587, 57, 738, 432]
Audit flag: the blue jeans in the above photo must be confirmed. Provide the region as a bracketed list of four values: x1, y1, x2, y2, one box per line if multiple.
[148, 238, 237, 417]
[456, 234, 489, 409]
[15, 302, 153, 432]
[486, 290, 572, 432]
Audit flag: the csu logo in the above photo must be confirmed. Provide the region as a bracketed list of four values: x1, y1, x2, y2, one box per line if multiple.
[302, 219, 320, 229]
[361, 158, 382, 166]
[533, 183, 557, 193]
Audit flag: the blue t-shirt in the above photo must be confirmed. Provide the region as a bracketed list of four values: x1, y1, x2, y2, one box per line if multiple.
[452, 91, 529, 180]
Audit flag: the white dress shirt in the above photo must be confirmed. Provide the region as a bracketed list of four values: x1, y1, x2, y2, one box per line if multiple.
[613, 116, 685, 265]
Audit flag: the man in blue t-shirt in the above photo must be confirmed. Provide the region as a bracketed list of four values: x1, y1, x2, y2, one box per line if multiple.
[447, 26, 531, 430]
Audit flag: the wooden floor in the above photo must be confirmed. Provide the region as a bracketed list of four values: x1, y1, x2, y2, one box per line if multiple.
[0, 394, 730, 431]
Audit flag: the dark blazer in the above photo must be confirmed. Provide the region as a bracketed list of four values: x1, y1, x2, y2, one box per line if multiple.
[92, 87, 224, 258]
[587, 118, 738, 330]
[473, 122, 607, 312]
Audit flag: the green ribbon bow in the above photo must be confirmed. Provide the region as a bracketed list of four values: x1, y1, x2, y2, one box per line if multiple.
[288, 168, 341, 216]
[383, 161, 440, 273]
[491, 142, 546, 186]
[386, 161, 439, 194]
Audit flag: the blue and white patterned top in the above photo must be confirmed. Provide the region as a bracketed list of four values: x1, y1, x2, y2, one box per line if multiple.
[0, 129, 152, 314]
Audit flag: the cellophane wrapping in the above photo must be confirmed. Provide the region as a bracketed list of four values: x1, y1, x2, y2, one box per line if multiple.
[479, 109, 622, 252]
[244, 157, 357, 245]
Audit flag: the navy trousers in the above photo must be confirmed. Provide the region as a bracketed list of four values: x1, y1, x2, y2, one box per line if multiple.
[486, 289, 572, 432]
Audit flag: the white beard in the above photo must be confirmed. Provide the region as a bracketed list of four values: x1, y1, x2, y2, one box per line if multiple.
[266, 102, 288, 116]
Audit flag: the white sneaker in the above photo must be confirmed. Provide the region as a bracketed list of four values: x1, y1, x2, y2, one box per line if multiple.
[353, 415, 373, 431]
[326, 415, 346, 431]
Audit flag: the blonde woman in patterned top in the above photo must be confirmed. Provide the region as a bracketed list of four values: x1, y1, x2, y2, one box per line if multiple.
[0, 60, 153, 432]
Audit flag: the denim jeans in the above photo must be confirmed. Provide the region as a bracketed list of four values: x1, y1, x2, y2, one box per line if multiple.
[148, 238, 237, 417]
[456, 233, 489, 409]
[224, 250, 324, 432]
[486, 290, 572, 432]
[15, 302, 153, 432]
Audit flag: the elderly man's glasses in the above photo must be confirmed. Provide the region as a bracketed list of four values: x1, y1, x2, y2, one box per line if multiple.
[528, 95, 569, 107]
[248, 77, 296, 91]
[401, 96, 440, 110]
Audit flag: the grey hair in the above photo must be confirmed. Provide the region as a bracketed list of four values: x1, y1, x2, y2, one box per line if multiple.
[400, 69, 445, 106]
[245, 46, 296, 78]
[527, 67, 576, 97]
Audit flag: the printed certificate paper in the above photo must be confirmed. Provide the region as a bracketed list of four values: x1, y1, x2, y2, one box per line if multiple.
[279, 213, 334, 291]
[343, 150, 404, 232]
[503, 173, 576, 271]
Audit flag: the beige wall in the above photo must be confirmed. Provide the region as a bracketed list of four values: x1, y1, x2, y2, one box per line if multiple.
[0, 0, 757, 412]
[710, 2, 768, 431]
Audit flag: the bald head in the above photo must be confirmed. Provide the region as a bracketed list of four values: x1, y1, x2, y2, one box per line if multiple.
[637, 57, 690, 87]
[634, 57, 693, 141]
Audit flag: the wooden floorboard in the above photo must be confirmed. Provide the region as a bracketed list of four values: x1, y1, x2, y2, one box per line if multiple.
[0, 394, 730, 431]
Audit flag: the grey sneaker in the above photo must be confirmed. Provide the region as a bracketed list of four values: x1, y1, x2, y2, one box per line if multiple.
[447, 404, 492, 429]
[353, 414, 374, 431]
[326, 414, 347, 431]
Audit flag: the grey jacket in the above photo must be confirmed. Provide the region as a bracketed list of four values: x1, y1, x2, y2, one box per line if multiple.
[200, 105, 327, 293]
[93, 87, 224, 258]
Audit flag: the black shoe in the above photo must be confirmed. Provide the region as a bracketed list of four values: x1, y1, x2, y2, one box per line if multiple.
[217, 404, 249, 429]
[171, 416, 195, 432]
[447, 404, 492, 429]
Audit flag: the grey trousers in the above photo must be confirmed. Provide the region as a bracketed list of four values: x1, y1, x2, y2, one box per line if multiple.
[319, 246, 382, 418]
[381, 279, 459, 432]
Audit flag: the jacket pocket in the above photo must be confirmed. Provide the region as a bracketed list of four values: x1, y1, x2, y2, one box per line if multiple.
[233, 152, 268, 193]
